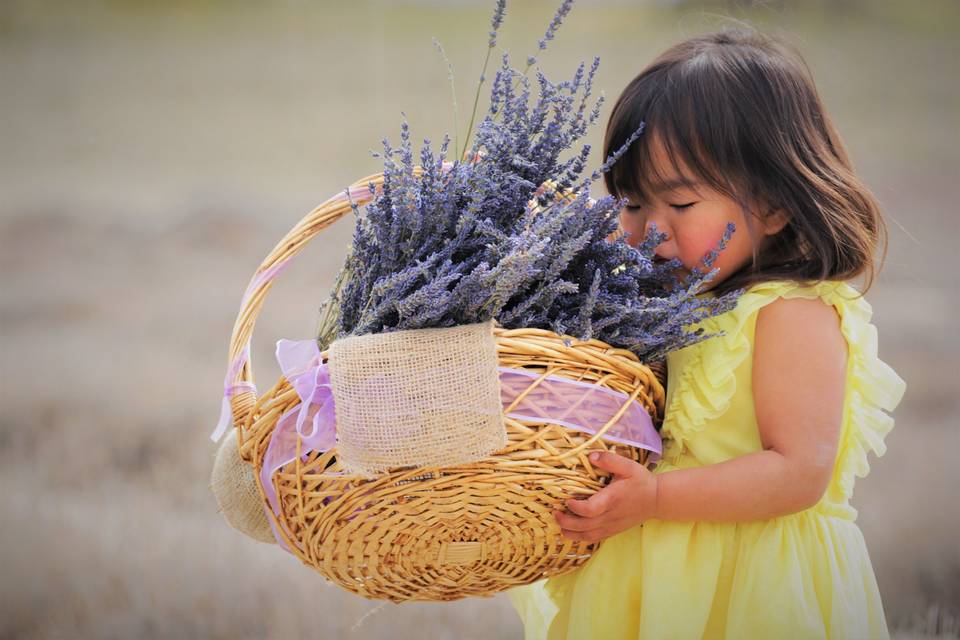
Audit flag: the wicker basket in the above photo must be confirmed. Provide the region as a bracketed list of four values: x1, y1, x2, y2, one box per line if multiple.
[219, 170, 666, 602]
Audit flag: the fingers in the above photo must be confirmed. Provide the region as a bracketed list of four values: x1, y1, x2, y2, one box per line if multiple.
[554, 486, 624, 532]
[555, 511, 636, 543]
[589, 450, 638, 478]
[554, 511, 643, 542]
[558, 526, 609, 543]
[553, 509, 596, 532]
[554, 509, 609, 542]
[565, 491, 609, 518]
[550, 453, 641, 542]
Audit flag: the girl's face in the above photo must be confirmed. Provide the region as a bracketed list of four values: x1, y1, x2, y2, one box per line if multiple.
[618, 138, 786, 289]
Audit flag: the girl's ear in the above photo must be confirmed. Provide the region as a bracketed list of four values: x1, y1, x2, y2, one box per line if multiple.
[761, 208, 790, 236]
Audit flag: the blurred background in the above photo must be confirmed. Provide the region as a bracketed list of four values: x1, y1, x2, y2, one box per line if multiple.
[1, 0, 957, 638]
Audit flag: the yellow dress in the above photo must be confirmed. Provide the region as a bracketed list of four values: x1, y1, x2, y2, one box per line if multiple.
[507, 280, 906, 640]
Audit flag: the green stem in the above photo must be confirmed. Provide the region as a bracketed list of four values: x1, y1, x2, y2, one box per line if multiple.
[433, 39, 460, 159]
[315, 264, 351, 349]
[450, 80, 460, 160]
[460, 44, 494, 161]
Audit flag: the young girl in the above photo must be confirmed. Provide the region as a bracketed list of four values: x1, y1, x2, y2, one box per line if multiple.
[508, 28, 906, 639]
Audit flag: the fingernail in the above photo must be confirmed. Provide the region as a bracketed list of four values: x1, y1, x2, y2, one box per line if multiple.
[589, 452, 599, 462]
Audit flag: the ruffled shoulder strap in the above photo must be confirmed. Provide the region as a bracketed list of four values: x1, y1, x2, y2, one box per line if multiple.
[778, 281, 907, 497]
[660, 280, 797, 461]
[660, 280, 906, 475]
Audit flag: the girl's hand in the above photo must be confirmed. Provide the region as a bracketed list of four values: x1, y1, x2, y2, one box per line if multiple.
[554, 451, 659, 543]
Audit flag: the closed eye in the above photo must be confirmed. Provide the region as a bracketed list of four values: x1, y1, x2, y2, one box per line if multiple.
[670, 202, 696, 211]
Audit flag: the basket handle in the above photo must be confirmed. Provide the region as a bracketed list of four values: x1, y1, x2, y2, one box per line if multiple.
[211, 159, 601, 442]
[211, 171, 390, 442]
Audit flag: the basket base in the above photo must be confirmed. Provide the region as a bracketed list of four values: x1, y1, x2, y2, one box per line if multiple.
[272, 447, 646, 602]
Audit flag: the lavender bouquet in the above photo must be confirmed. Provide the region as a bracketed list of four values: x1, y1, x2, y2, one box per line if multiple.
[208, 2, 752, 600]
[316, 0, 738, 365]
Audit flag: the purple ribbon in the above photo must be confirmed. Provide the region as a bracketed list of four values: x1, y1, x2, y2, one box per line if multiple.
[259, 339, 663, 521]
[260, 339, 339, 515]
[211, 257, 295, 443]
[210, 343, 258, 443]
[498, 368, 662, 455]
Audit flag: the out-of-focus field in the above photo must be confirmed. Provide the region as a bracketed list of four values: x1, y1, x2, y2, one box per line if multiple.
[1, 1, 957, 638]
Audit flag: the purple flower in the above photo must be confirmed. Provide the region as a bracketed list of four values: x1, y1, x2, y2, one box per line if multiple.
[539, 0, 574, 51]
[489, 0, 507, 47]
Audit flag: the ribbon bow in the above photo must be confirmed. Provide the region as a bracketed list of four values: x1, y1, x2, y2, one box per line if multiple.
[260, 339, 339, 515]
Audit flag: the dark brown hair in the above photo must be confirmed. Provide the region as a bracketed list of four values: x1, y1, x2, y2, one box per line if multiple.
[603, 27, 887, 294]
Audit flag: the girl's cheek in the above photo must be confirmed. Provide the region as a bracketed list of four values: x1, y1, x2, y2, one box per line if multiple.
[689, 229, 724, 257]
[678, 237, 717, 271]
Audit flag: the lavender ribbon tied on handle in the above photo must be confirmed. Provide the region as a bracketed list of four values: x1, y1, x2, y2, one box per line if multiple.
[211, 256, 296, 444]
[210, 343, 258, 443]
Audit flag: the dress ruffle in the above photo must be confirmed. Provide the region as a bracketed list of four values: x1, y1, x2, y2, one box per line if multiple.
[660, 281, 906, 502]
[779, 282, 907, 504]
[660, 281, 790, 463]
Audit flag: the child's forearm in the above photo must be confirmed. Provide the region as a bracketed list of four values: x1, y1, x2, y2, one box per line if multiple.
[653, 449, 829, 523]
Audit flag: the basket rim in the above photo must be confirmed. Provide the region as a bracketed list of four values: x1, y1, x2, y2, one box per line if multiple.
[215, 168, 667, 445]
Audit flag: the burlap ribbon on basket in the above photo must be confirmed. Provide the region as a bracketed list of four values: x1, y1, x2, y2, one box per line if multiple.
[327, 320, 507, 476]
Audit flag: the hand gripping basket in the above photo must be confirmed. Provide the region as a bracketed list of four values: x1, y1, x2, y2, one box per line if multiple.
[215, 170, 666, 602]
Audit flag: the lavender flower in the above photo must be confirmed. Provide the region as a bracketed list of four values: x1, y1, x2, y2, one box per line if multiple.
[489, 0, 507, 47]
[539, 0, 574, 51]
[322, 1, 740, 363]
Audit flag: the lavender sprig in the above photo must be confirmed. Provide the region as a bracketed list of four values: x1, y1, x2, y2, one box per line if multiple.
[461, 0, 509, 159]
[432, 39, 460, 155]
[489, 0, 507, 47]
[529, 0, 574, 66]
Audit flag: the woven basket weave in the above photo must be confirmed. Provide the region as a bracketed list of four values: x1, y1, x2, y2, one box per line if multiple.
[221, 170, 666, 602]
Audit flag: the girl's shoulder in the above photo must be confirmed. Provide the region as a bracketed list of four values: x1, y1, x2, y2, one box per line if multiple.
[738, 279, 866, 318]
[680, 277, 899, 422]
[695, 279, 850, 338]
[733, 278, 906, 452]
[707, 278, 884, 363]
[659, 280, 831, 460]
[699, 279, 868, 335]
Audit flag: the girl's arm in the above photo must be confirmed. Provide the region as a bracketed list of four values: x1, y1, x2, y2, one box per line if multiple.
[557, 297, 847, 538]
[657, 296, 846, 521]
